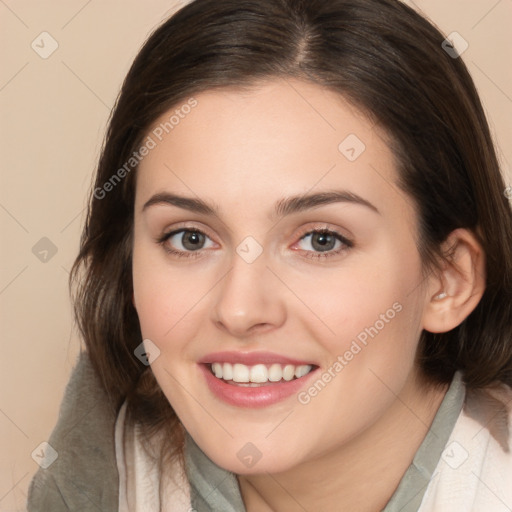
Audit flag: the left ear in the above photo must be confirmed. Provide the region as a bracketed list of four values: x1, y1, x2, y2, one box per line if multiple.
[422, 228, 486, 333]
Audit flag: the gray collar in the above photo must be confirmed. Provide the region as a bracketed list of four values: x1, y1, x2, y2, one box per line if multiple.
[185, 432, 245, 512]
[382, 371, 465, 512]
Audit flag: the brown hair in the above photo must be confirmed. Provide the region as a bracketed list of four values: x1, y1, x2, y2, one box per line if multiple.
[70, 0, 512, 468]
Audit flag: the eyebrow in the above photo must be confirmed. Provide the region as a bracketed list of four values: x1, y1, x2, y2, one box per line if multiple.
[142, 190, 380, 218]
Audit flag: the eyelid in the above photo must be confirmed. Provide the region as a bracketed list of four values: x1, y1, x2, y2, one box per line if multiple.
[292, 222, 353, 246]
[157, 222, 217, 244]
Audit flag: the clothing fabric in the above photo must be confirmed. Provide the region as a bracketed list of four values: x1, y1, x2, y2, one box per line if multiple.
[27, 350, 119, 511]
[419, 383, 512, 511]
[115, 372, 465, 511]
[115, 400, 191, 511]
[27, 350, 512, 511]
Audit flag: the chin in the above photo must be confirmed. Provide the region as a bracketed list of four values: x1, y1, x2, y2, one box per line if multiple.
[197, 436, 306, 476]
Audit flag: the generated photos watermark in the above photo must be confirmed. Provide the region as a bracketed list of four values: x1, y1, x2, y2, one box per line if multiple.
[94, 97, 198, 200]
[298, 301, 403, 404]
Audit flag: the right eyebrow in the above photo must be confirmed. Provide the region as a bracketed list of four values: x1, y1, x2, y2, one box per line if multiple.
[142, 192, 219, 216]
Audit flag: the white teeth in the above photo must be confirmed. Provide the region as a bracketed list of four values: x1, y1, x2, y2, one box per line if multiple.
[268, 363, 283, 382]
[295, 365, 311, 378]
[222, 362, 233, 380]
[233, 363, 250, 382]
[212, 362, 223, 378]
[282, 365, 295, 381]
[250, 364, 268, 383]
[210, 362, 313, 383]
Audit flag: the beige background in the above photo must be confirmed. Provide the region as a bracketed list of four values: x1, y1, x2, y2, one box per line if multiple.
[1, 1, 511, 510]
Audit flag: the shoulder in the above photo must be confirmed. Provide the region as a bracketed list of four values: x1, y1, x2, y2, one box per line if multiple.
[464, 381, 512, 453]
[27, 350, 119, 511]
[419, 380, 512, 512]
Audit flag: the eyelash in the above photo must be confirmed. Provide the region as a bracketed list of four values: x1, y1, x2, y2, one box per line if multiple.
[156, 226, 354, 260]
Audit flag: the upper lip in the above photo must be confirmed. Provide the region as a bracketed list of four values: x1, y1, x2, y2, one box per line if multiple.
[198, 351, 317, 366]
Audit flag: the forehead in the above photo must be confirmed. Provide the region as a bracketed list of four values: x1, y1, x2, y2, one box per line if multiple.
[135, 78, 411, 221]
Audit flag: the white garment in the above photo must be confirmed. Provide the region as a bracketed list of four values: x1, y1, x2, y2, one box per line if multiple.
[115, 401, 191, 512]
[115, 382, 512, 511]
[419, 384, 512, 511]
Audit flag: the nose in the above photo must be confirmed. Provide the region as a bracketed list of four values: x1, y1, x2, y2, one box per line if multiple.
[211, 250, 287, 338]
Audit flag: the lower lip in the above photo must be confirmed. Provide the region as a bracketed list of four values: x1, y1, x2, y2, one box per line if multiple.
[198, 364, 318, 408]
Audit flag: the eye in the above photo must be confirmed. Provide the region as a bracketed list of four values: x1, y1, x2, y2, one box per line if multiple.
[293, 229, 353, 259]
[157, 226, 352, 260]
[158, 228, 215, 257]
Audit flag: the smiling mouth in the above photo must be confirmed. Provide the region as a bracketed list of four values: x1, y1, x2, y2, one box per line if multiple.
[208, 362, 317, 386]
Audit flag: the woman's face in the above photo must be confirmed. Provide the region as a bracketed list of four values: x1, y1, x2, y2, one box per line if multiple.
[132, 78, 433, 474]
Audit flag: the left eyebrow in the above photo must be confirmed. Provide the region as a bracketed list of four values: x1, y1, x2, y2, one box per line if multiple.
[141, 189, 380, 217]
[273, 190, 380, 219]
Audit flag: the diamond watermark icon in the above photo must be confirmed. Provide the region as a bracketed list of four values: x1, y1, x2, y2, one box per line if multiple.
[32, 237, 58, 263]
[31, 441, 58, 469]
[236, 236, 263, 264]
[31, 32, 59, 59]
[441, 441, 468, 469]
[442, 32, 469, 59]
[134, 339, 161, 366]
[338, 134, 366, 162]
[237, 442, 263, 468]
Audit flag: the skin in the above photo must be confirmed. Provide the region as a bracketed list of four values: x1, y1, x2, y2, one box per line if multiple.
[132, 78, 485, 511]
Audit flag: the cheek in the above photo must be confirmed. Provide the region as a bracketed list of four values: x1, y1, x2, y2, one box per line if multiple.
[132, 244, 225, 368]
[287, 250, 425, 411]
[133, 273, 204, 347]
[131, 249, 207, 407]
[132, 244, 195, 344]
[286, 250, 419, 350]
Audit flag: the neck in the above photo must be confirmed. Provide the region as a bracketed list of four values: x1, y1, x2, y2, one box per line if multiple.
[237, 372, 449, 512]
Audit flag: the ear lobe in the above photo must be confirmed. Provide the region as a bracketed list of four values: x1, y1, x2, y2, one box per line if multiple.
[422, 228, 486, 334]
